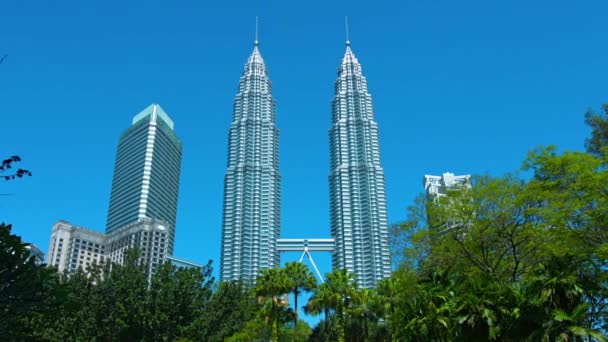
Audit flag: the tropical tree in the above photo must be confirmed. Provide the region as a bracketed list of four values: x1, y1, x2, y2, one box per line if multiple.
[284, 261, 317, 326]
[307, 269, 358, 342]
[255, 268, 291, 342]
[349, 287, 383, 341]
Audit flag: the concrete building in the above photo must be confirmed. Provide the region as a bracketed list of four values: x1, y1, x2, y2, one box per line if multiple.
[105, 103, 182, 255]
[105, 218, 170, 279]
[46, 219, 199, 281]
[424, 173, 471, 199]
[47, 220, 106, 274]
[328, 40, 391, 288]
[220, 39, 281, 283]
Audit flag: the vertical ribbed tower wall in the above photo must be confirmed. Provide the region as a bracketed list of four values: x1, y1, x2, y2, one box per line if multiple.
[106, 104, 182, 255]
[220, 43, 281, 283]
[328, 42, 391, 288]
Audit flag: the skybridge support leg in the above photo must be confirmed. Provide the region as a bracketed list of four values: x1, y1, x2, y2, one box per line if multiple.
[298, 247, 325, 283]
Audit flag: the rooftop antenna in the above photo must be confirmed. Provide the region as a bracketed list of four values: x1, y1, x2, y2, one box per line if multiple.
[345, 16, 350, 46]
[255, 16, 259, 46]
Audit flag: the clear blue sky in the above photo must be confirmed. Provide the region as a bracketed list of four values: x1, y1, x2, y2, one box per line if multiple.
[1, 0, 606, 285]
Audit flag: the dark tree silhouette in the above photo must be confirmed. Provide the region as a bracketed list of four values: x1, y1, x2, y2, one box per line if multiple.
[1, 156, 32, 181]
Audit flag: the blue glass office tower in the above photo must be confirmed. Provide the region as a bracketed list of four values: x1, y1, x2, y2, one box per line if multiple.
[328, 41, 391, 288]
[105, 103, 182, 254]
[220, 41, 281, 283]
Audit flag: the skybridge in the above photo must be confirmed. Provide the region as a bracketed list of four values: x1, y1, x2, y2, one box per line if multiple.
[277, 238, 335, 282]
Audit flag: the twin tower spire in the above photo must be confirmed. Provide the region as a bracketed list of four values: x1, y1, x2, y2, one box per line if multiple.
[220, 25, 391, 288]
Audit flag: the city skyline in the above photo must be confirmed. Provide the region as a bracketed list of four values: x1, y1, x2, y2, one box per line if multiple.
[2, 1, 603, 282]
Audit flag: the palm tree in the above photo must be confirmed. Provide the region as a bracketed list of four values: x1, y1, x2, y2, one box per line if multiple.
[307, 269, 357, 342]
[255, 268, 290, 342]
[349, 287, 380, 341]
[284, 261, 317, 326]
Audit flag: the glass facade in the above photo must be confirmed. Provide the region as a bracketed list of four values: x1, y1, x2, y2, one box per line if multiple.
[328, 43, 391, 288]
[105, 104, 182, 255]
[220, 43, 281, 284]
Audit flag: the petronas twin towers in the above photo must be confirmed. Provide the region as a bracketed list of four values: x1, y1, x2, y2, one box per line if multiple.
[220, 41, 281, 282]
[220, 36, 391, 288]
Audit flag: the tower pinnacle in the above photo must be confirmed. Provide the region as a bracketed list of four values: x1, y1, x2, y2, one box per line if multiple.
[255, 16, 259, 46]
[345, 16, 350, 46]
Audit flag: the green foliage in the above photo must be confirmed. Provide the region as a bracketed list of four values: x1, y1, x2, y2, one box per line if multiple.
[306, 269, 359, 342]
[284, 261, 317, 326]
[203, 281, 258, 341]
[0, 223, 63, 339]
[385, 135, 608, 340]
[585, 104, 608, 156]
[3, 239, 253, 341]
[255, 267, 292, 342]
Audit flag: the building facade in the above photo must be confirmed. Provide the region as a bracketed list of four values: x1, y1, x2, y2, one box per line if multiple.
[105, 103, 182, 255]
[424, 173, 472, 199]
[220, 41, 281, 283]
[47, 220, 106, 274]
[105, 218, 170, 280]
[328, 41, 391, 288]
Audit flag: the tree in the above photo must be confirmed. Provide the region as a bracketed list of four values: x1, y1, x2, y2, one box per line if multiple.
[284, 261, 317, 326]
[390, 140, 608, 340]
[1, 156, 31, 181]
[307, 269, 358, 342]
[524, 146, 608, 334]
[403, 174, 545, 284]
[0, 223, 63, 339]
[197, 281, 257, 341]
[146, 261, 214, 341]
[585, 104, 608, 156]
[255, 268, 291, 342]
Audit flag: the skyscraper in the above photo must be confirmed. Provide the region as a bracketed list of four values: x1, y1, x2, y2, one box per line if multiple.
[105, 103, 182, 255]
[220, 40, 281, 283]
[328, 40, 391, 288]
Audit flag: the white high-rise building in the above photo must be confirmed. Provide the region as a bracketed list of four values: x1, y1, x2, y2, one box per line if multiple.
[328, 40, 391, 288]
[220, 39, 281, 283]
[105, 218, 170, 280]
[47, 220, 106, 274]
[424, 173, 471, 199]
